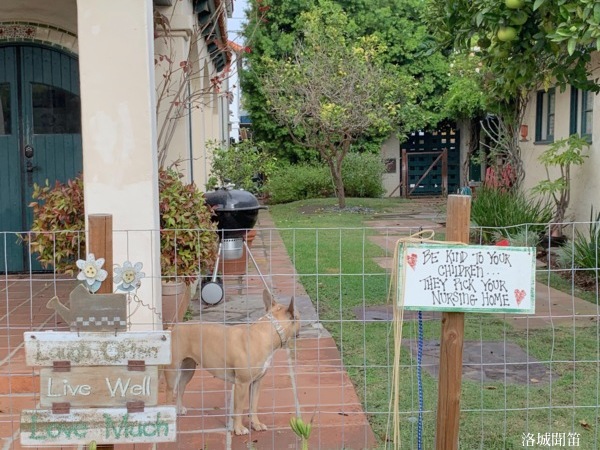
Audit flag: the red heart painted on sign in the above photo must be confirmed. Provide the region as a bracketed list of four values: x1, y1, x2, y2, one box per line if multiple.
[407, 253, 418, 270]
[514, 289, 526, 306]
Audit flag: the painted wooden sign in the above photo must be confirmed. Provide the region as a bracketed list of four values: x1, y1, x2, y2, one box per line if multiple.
[20, 406, 177, 445]
[399, 244, 536, 313]
[39, 366, 158, 407]
[24, 331, 171, 366]
[47, 284, 127, 332]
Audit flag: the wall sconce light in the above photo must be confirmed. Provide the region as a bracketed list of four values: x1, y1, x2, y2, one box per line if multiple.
[520, 124, 529, 142]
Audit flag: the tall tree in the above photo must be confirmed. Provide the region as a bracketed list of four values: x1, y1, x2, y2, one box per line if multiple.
[427, 0, 600, 187]
[260, 1, 416, 208]
[242, 0, 452, 163]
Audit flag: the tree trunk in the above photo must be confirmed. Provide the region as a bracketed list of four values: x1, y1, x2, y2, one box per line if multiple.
[332, 165, 346, 209]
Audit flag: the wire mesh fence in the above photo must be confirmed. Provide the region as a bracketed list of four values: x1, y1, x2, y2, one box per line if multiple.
[0, 213, 599, 449]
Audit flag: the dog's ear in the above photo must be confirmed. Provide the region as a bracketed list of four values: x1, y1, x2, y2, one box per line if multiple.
[263, 289, 276, 311]
[287, 297, 295, 316]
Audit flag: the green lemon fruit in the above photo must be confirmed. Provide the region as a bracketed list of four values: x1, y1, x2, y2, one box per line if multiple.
[510, 11, 529, 26]
[505, 0, 525, 9]
[497, 26, 518, 42]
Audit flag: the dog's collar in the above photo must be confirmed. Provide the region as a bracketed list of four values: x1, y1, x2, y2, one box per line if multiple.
[265, 312, 288, 346]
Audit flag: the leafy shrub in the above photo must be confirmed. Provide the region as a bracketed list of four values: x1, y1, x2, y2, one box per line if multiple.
[206, 140, 277, 195]
[471, 186, 553, 243]
[266, 163, 332, 204]
[556, 208, 600, 279]
[158, 169, 218, 284]
[26, 170, 218, 284]
[28, 177, 85, 275]
[341, 152, 386, 198]
[266, 152, 385, 204]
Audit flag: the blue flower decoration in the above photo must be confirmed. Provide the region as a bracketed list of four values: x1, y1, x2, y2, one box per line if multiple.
[114, 261, 145, 292]
[76, 253, 108, 294]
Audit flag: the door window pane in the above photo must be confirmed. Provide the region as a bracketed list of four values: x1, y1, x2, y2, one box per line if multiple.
[0, 83, 11, 135]
[31, 83, 81, 134]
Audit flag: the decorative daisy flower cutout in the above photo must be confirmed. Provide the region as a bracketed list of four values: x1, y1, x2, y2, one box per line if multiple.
[114, 261, 145, 292]
[76, 253, 108, 293]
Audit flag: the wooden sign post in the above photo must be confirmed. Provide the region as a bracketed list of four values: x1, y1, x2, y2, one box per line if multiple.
[20, 215, 176, 448]
[436, 195, 469, 450]
[89, 214, 113, 295]
[396, 196, 536, 449]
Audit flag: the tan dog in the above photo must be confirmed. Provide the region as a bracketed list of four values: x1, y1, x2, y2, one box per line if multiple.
[164, 289, 300, 435]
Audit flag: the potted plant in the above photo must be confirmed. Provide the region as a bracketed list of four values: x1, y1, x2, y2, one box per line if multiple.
[25, 169, 218, 322]
[532, 134, 590, 241]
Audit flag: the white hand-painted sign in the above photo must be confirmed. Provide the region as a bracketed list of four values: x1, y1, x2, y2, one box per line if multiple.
[20, 406, 177, 445]
[399, 244, 536, 314]
[24, 331, 171, 366]
[40, 366, 158, 407]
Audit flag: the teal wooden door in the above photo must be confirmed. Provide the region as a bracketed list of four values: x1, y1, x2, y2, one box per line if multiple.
[400, 125, 460, 196]
[0, 45, 82, 273]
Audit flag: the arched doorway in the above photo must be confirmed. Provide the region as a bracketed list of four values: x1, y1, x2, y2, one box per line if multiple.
[0, 44, 82, 272]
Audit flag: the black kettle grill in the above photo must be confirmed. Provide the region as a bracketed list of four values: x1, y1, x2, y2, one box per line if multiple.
[200, 184, 267, 304]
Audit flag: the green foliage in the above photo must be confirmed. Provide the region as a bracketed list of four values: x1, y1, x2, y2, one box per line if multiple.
[341, 152, 386, 198]
[537, 134, 590, 169]
[27, 177, 86, 275]
[471, 186, 553, 243]
[260, 0, 413, 208]
[206, 140, 277, 195]
[289, 416, 313, 450]
[428, 0, 600, 107]
[442, 53, 488, 120]
[556, 208, 600, 279]
[266, 164, 332, 204]
[266, 152, 385, 204]
[242, 0, 456, 162]
[26, 171, 218, 285]
[533, 134, 590, 228]
[158, 169, 218, 285]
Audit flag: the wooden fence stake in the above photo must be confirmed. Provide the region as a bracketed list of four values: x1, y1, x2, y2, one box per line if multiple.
[88, 214, 113, 295]
[435, 194, 471, 450]
[88, 214, 114, 450]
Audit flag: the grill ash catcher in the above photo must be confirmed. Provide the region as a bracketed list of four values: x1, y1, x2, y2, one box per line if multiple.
[201, 183, 269, 305]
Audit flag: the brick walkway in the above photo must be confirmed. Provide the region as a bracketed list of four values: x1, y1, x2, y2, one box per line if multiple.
[0, 209, 378, 450]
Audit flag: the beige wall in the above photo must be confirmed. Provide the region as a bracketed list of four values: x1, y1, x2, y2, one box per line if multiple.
[521, 52, 600, 224]
[77, 0, 162, 329]
[0, 0, 77, 33]
[154, 1, 225, 190]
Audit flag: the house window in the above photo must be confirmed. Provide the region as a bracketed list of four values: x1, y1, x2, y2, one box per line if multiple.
[31, 83, 80, 134]
[535, 88, 555, 143]
[570, 87, 594, 140]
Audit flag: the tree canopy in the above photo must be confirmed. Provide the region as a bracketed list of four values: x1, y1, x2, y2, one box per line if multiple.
[428, 0, 600, 103]
[241, 0, 459, 162]
[260, 1, 415, 208]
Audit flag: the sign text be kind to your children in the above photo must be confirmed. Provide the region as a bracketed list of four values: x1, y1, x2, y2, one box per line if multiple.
[400, 244, 535, 314]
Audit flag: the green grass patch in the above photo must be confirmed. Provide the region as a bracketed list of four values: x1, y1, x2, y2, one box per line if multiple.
[269, 198, 600, 449]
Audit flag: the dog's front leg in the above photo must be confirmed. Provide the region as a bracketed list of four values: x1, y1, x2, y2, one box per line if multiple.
[249, 378, 267, 431]
[232, 381, 250, 435]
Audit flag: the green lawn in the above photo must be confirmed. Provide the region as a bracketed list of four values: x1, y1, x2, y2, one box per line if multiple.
[269, 198, 600, 449]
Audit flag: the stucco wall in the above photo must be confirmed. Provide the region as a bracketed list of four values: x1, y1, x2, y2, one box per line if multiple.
[154, 1, 223, 190]
[521, 52, 600, 224]
[0, 0, 77, 34]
